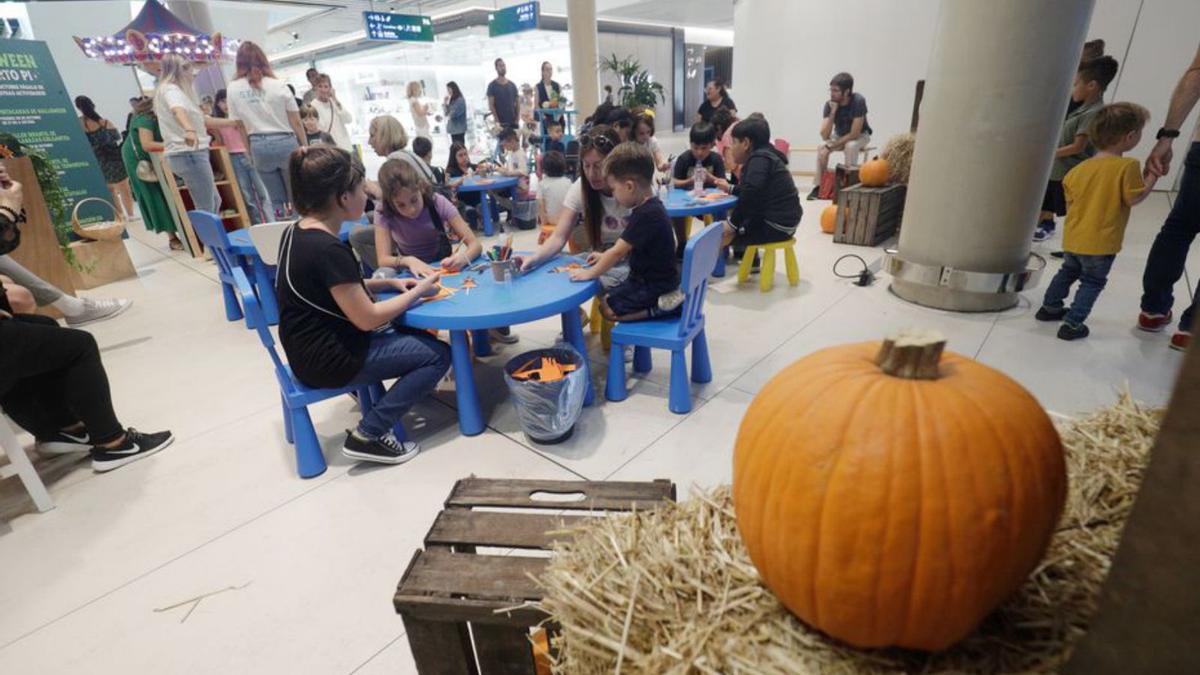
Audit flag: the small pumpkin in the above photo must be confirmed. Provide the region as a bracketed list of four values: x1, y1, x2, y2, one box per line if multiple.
[732, 330, 1066, 651]
[859, 157, 891, 186]
[820, 205, 837, 234]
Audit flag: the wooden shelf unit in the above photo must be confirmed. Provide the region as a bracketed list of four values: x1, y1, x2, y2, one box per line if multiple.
[153, 146, 251, 257]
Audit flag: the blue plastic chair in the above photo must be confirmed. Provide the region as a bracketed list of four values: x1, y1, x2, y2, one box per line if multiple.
[230, 266, 382, 479]
[605, 221, 722, 414]
[189, 210, 254, 326]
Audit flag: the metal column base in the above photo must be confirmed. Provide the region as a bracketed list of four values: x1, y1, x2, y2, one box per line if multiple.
[885, 251, 1047, 313]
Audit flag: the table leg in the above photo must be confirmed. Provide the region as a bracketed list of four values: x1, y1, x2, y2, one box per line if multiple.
[561, 308, 595, 406]
[251, 257, 280, 324]
[449, 330, 485, 436]
[712, 210, 729, 278]
[480, 192, 495, 237]
[471, 328, 493, 357]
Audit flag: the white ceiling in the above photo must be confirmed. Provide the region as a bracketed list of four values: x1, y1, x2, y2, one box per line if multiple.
[211, 0, 734, 57]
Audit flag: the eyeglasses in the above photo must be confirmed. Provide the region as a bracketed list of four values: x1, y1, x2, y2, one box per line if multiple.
[579, 134, 615, 153]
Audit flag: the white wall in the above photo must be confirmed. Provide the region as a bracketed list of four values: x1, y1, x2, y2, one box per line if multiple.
[734, 0, 1200, 189]
[26, 1, 141, 126]
[597, 32, 674, 122]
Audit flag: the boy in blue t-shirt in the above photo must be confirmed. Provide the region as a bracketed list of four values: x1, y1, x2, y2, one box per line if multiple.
[570, 142, 681, 322]
[1035, 56, 1119, 242]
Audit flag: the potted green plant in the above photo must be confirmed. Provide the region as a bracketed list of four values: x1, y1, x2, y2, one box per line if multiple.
[599, 54, 666, 109]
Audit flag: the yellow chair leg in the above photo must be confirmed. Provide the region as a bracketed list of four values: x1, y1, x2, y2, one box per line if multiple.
[737, 245, 758, 283]
[760, 249, 777, 292]
[589, 298, 602, 336]
[601, 317, 612, 351]
[683, 216, 693, 239]
[703, 214, 713, 226]
[590, 297, 612, 350]
[784, 247, 800, 286]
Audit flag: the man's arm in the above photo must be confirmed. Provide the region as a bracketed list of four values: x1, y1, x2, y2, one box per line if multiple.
[820, 103, 835, 141]
[488, 93, 498, 123]
[1148, 42, 1200, 176]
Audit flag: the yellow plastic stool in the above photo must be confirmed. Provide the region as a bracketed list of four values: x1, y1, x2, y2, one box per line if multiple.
[737, 239, 799, 292]
[589, 297, 612, 350]
[681, 213, 715, 240]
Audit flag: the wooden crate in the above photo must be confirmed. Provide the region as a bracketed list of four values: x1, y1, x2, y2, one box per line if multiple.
[835, 183, 907, 246]
[394, 477, 676, 674]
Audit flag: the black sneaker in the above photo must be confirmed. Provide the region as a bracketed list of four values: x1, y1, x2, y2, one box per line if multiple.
[342, 430, 420, 465]
[805, 186, 821, 201]
[1057, 322, 1090, 341]
[1035, 306, 1068, 322]
[36, 428, 92, 455]
[91, 428, 174, 472]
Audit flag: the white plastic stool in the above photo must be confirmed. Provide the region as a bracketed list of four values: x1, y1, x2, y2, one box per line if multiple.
[0, 413, 54, 513]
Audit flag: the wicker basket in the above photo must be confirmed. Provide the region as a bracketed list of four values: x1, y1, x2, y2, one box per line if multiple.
[71, 197, 125, 241]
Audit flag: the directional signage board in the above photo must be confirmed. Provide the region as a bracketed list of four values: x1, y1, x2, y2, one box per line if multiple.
[363, 11, 434, 42]
[488, 2, 539, 38]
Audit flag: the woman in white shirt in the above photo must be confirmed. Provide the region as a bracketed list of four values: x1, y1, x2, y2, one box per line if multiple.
[152, 55, 225, 213]
[310, 73, 354, 152]
[225, 41, 307, 219]
[519, 125, 631, 289]
[406, 82, 430, 140]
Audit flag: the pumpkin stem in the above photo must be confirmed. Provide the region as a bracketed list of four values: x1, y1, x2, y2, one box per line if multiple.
[876, 329, 946, 380]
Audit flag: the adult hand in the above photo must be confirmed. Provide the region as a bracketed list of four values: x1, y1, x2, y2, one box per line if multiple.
[406, 258, 437, 279]
[1146, 138, 1174, 178]
[415, 272, 442, 297]
[184, 129, 198, 148]
[713, 178, 732, 193]
[585, 251, 601, 266]
[515, 254, 535, 272]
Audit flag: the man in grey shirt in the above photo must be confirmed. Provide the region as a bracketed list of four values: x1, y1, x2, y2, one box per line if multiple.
[487, 58, 520, 136]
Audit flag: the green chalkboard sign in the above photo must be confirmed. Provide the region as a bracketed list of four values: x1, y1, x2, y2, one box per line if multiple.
[489, 2, 540, 38]
[0, 39, 113, 226]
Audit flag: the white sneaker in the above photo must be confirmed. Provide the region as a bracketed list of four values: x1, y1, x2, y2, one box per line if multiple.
[624, 346, 634, 363]
[65, 298, 132, 327]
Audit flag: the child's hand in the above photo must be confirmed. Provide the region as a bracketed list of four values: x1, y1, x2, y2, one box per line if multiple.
[568, 267, 595, 282]
[585, 252, 601, 266]
[440, 253, 469, 272]
[406, 258, 437, 279]
[391, 278, 421, 293]
[713, 178, 731, 193]
[414, 272, 442, 297]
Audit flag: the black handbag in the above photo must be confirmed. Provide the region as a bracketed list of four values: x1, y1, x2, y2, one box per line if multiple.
[0, 205, 23, 255]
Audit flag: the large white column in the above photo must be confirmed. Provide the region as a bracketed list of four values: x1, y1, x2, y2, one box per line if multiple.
[567, 0, 599, 117]
[888, 0, 1095, 311]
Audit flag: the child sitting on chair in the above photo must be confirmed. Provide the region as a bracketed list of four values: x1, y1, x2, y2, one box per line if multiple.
[570, 142, 682, 322]
[411, 136, 445, 185]
[544, 119, 566, 154]
[721, 115, 801, 251]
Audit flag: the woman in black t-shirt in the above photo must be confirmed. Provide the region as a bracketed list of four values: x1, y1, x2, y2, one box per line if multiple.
[695, 78, 737, 124]
[277, 146, 450, 465]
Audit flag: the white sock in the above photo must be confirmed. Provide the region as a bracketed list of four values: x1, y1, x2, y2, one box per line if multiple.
[52, 295, 86, 316]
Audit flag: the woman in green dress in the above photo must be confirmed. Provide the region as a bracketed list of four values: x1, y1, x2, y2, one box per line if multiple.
[121, 97, 182, 249]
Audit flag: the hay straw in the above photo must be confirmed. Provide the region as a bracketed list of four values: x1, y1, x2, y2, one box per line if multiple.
[881, 133, 916, 184]
[538, 391, 1161, 673]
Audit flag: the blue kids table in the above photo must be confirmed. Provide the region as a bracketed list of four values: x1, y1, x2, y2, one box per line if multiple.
[663, 188, 738, 276]
[383, 254, 599, 437]
[454, 175, 520, 237]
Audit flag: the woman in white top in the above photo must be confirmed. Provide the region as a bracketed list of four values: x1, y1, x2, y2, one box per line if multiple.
[225, 41, 306, 219]
[406, 81, 430, 140]
[152, 55, 235, 214]
[310, 73, 354, 152]
[519, 125, 631, 289]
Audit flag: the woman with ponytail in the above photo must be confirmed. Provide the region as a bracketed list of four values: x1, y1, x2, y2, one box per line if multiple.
[225, 41, 307, 219]
[75, 96, 134, 218]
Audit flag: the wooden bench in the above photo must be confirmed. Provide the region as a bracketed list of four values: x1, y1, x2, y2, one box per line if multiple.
[393, 477, 677, 674]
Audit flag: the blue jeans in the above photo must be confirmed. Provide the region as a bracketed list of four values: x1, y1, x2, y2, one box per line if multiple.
[1141, 141, 1200, 332]
[1042, 252, 1116, 326]
[230, 152, 271, 224]
[249, 133, 299, 219]
[346, 329, 451, 439]
[167, 150, 219, 213]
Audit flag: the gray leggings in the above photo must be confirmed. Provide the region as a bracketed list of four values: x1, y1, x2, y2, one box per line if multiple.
[0, 255, 63, 306]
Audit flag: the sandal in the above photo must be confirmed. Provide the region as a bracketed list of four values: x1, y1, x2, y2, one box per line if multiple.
[168, 237, 184, 251]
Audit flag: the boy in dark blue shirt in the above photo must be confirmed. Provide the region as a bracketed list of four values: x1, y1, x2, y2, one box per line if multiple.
[570, 142, 681, 322]
[544, 119, 566, 154]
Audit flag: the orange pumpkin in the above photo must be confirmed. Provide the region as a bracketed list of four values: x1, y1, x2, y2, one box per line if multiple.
[820, 205, 837, 234]
[859, 157, 890, 186]
[732, 330, 1066, 651]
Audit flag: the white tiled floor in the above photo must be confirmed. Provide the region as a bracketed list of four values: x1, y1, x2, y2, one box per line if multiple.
[0, 188, 1191, 674]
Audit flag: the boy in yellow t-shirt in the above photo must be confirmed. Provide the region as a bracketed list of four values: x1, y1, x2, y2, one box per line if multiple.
[1036, 103, 1157, 340]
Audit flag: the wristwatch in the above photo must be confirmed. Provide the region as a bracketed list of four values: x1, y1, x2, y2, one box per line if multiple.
[1156, 127, 1181, 140]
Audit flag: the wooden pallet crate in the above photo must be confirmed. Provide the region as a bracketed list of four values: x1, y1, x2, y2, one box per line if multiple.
[393, 477, 677, 674]
[835, 183, 907, 246]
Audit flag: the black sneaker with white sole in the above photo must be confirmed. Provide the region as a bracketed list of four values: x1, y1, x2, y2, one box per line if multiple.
[342, 430, 420, 465]
[90, 428, 174, 472]
[36, 428, 92, 454]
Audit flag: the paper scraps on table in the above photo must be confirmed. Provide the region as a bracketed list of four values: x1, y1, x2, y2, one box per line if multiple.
[552, 262, 587, 274]
[511, 356, 579, 382]
[461, 277, 477, 295]
[440, 269, 462, 277]
[424, 284, 457, 302]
